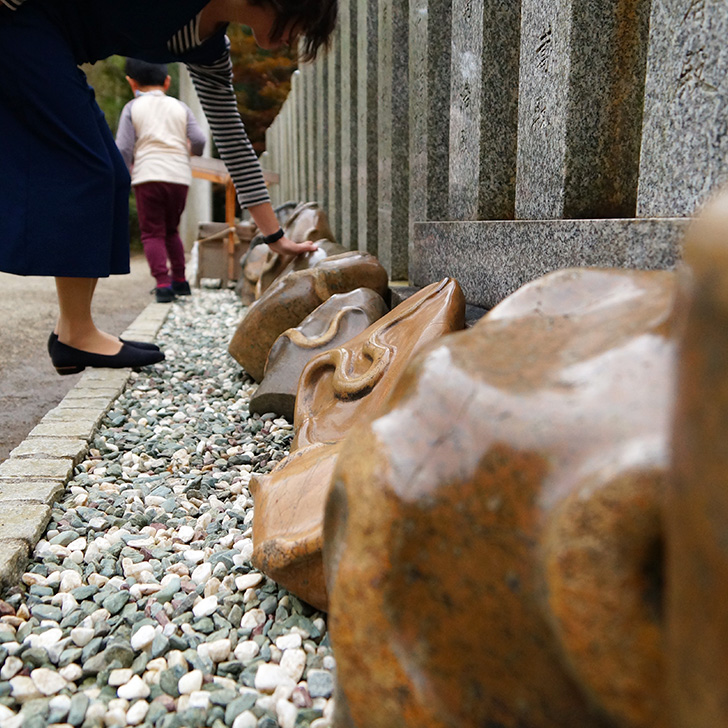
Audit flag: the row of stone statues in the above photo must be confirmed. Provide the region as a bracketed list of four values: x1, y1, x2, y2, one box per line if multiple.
[223, 194, 728, 728]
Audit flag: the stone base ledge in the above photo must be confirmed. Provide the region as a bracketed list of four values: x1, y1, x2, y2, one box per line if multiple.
[412, 217, 690, 309]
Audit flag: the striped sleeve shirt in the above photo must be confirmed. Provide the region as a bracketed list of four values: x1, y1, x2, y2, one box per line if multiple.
[1, 3, 271, 210]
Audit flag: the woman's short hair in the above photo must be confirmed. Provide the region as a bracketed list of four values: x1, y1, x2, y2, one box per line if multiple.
[260, 0, 338, 61]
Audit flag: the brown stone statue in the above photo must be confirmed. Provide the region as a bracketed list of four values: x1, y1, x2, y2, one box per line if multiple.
[237, 243, 272, 305]
[236, 201, 339, 303]
[228, 252, 389, 382]
[251, 278, 466, 610]
[249, 288, 390, 419]
[666, 191, 728, 728]
[323, 267, 677, 728]
[255, 239, 346, 300]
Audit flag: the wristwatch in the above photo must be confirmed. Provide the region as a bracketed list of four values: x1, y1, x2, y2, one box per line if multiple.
[263, 228, 285, 245]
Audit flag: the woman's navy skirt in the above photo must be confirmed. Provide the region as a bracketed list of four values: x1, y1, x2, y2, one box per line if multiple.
[0, 5, 131, 277]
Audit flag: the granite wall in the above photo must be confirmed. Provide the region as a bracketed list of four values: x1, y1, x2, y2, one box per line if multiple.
[263, 0, 728, 300]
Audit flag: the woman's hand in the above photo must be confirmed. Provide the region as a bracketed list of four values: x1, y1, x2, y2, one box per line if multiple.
[267, 235, 318, 256]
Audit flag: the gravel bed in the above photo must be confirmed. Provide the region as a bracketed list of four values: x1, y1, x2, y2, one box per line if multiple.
[0, 291, 335, 728]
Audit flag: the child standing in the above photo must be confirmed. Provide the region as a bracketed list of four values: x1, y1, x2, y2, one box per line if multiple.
[117, 59, 206, 303]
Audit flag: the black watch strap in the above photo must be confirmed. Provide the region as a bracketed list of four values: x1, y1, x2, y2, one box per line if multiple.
[263, 228, 284, 245]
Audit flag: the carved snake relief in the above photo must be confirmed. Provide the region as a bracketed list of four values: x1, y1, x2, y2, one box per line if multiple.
[284, 306, 368, 350]
[304, 279, 452, 400]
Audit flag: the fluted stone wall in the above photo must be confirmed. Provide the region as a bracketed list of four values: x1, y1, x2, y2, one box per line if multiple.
[262, 0, 728, 299]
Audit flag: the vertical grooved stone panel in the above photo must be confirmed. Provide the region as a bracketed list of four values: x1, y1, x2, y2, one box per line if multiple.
[357, 0, 379, 257]
[516, 0, 650, 219]
[449, 0, 520, 221]
[637, 0, 728, 217]
[340, 0, 358, 250]
[328, 29, 342, 239]
[377, 0, 410, 280]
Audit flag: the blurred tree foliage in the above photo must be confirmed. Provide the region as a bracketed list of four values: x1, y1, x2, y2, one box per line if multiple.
[227, 26, 297, 154]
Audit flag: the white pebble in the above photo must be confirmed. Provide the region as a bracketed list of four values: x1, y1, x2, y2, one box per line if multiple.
[280, 649, 306, 682]
[9, 675, 42, 702]
[166, 651, 187, 671]
[232, 711, 257, 728]
[176, 525, 195, 543]
[108, 668, 133, 687]
[31, 667, 67, 696]
[130, 624, 156, 651]
[59, 663, 83, 682]
[0, 656, 22, 681]
[70, 627, 95, 647]
[184, 549, 206, 565]
[26, 627, 63, 651]
[198, 638, 230, 663]
[240, 608, 266, 632]
[145, 657, 167, 673]
[104, 708, 127, 726]
[188, 691, 210, 710]
[192, 595, 218, 618]
[235, 539, 254, 562]
[233, 640, 259, 665]
[117, 675, 151, 700]
[235, 573, 263, 591]
[276, 698, 298, 728]
[126, 699, 150, 726]
[275, 633, 302, 651]
[48, 694, 72, 714]
[191, 562, 212, 585]
[178, 669, 203, 695]
[59, 570, 83, 593]
[67, 537, 87, 551]
[254, 663, 296, 693]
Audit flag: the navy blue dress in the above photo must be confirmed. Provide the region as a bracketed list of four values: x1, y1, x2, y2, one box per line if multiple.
[0, 0, 225, 277]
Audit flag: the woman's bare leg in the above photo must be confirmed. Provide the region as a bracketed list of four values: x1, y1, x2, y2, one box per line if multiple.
[54, 277, 121, 355]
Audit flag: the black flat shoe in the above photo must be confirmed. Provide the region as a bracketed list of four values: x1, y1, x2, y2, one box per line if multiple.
[48, 332, 160, 355]
[50, 339, 165, 375]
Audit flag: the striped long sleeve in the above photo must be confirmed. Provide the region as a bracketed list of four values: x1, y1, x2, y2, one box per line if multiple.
[185, 39, 270, 210]
[0, 0, 25, 10]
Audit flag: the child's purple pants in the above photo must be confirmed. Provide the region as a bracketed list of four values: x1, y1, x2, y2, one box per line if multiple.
[134, 181, 189, 288]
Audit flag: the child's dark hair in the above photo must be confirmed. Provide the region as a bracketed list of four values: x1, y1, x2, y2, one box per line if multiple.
[125, 58, 169, 87]
[258, 0, 338, 62]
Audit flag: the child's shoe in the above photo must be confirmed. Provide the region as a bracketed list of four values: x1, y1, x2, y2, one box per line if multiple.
[172, 280, 192, 296]
[155, 286, 176, 303]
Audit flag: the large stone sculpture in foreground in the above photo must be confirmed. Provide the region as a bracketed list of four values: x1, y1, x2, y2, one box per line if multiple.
[324, 266, 677, 728]
[249, 288, 389, 419]
[229, 252, 389, 382]
[250, 279, 466, 610]
[666, 193, 728, 728]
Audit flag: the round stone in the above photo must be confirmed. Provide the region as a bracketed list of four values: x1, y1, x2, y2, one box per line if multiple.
[254, 663, 295, 693]
[30, 667, 68, 696]
[117, 675, 151, 701]
[192, 596, 218, 619]
[178, 669, 203, 695]
[130, 624, 156, 651]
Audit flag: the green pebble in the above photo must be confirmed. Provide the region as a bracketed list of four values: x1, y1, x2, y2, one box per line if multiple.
[102, 590, 130, 615]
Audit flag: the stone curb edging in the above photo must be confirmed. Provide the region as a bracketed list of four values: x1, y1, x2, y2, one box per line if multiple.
[0, 302, 171, 591]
